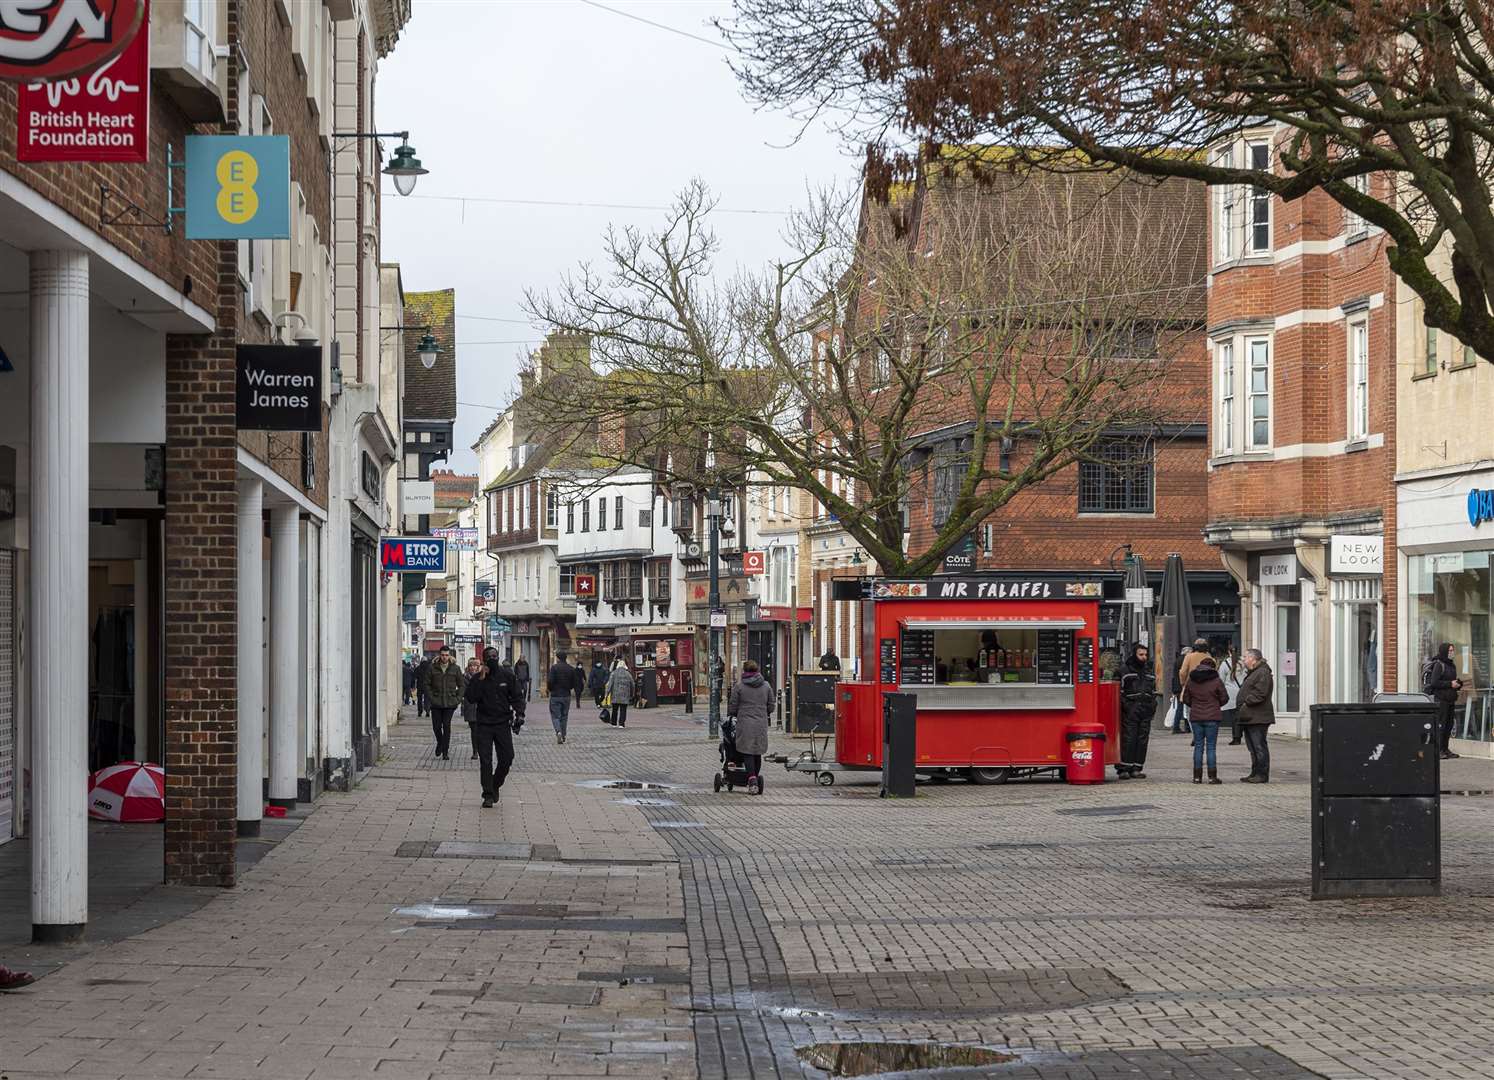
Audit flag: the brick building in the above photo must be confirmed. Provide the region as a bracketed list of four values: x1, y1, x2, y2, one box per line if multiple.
[809, 168, 1231, 671]
[0, 0, 412, 939]
[1203, 129, 1398, 736]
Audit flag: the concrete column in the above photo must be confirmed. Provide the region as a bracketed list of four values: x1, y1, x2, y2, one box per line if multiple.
[29, 250, 89, 942]
[237, 478, 264, 835]
[268, 503, 299, 807]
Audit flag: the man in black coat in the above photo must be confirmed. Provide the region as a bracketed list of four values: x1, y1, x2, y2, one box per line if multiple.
[464, 654, 523, 807]
[819, 650, 841, 672]
[414, 656, 434, 717]
[547, 651, 580, 744]
[1118, 643, 1156, 780]
[1427, 642, 1464, 760]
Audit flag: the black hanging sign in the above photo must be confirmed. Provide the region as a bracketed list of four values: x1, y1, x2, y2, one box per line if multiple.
[236, 344, 321, 431]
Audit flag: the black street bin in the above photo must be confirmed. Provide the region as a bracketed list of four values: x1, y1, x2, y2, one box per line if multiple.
[881, 692, 917, 798]
[1311, 702, 1440, 899]
[794, 672, 838, 735]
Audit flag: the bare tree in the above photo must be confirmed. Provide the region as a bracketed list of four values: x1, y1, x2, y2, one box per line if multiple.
[523, 171, 1203, 576]
[723, 0, 1494, 363]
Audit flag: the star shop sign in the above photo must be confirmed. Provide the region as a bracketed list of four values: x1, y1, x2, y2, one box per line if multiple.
[0, 0, 147, 82]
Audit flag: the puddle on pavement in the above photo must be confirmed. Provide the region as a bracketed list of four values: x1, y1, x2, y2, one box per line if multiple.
[576, 779, 674, 791]
[391, 902, 495, 920]
[796, 1041, 1018, 1077]
[614, 797, 678, 807]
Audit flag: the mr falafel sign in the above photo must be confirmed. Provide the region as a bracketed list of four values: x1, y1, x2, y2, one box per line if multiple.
[0, 0, 146, 82]
[236, 345, 322, 432]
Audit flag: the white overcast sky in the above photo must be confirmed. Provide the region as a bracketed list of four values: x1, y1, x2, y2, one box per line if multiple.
[378, 0, 856, 473]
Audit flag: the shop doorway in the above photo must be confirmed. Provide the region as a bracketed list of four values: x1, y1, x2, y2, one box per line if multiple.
[87, 524, 162, 774]
[748, 627, 776, 691]
[1332, 578, 1381, 703]
[1271, 584, 1302, 714]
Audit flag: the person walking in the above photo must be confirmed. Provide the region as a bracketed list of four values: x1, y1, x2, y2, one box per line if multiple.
[463, 652, 522, 807]
[402, 659, 416, 706]
[1426, 643, 1464, 759]
[606, 659, 635, 728]
[819, 650, 841, 672]
[426, 646, 466, 760]
[1181, 654, 1227, 784]
[1237, 648, 1275, 783]
[729, 659, 775, 795]
[461, 656, 483, 758]
[1117, 643, 1156, 779]
[1219, 646, 1244, 745]
[547, 650, 579, 743]
[414, 655, 434, 717]
[513, 656, 531, 701]
[588, 659, 609, 708]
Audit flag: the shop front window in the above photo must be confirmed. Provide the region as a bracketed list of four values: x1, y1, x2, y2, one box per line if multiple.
[1273, 584, 1301, 712]
[1409, 552, 1493, 741]
[1332, 578, 1380, 704]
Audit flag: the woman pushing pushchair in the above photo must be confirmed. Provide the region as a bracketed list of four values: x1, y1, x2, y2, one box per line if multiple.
[715, 660, 774, 795]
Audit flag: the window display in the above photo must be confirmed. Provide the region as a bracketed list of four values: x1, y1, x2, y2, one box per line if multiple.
[899, 625, 1074, 687]
[1408, 552, 1492, 741]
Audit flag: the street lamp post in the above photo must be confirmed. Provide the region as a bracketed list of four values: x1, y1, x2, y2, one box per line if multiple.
[707, 488, 723, 739]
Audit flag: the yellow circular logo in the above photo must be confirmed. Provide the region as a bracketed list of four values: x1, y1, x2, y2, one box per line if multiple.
[215, 150, 260, 224]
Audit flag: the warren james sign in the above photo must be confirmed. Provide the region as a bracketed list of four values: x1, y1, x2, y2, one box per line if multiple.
[17, 0, 148, 162]
[0, 0, 146, 82]
[380, 537, 446, 573]
[236, 345, 321, 431]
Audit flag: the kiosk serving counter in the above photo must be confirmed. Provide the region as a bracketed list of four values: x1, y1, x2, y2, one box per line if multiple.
[831, 577, 1119, 781]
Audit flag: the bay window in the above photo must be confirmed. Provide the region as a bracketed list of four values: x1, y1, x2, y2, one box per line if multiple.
[1248, 337, 1272, 449]
[1212, 333, 1273, 455]
[1348, 319, 1369, 442]
[1211, 135, 1274, 263]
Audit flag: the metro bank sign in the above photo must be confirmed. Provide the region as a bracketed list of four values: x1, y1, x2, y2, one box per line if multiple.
[380, 537, 446, 574]
[1470, 489, 1494, 529]
[0, 0, 146, 81]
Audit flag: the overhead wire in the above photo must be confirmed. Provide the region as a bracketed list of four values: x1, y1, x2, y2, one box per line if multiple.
[575, 0, 736, 52]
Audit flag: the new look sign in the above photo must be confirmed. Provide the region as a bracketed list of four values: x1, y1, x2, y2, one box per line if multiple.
[236, 345, 321, 431]
[380, 538, 446, 573]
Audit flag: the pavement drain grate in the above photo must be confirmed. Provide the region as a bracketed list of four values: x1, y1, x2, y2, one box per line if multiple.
[1055, 803, 1158, 817]
[795, 1041, 1017, 1077]
[418, 916, 687, 933]
[1442, 788, 1494, 796]
[614, 797, 679, 807]
[579, 967, 691, 986]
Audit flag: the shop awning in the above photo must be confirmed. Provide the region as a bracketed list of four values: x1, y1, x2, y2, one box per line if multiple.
[898, 617, 1087, 631]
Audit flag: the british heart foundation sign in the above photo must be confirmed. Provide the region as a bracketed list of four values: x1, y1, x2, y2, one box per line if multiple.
[0, 0, 146, 82]
[14, 0, 149, 163]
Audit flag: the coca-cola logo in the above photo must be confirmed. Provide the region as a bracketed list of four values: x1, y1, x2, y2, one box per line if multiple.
[0, 0, 145, 82]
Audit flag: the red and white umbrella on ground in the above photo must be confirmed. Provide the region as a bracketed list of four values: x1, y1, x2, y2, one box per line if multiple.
[87, 762, 166, 823]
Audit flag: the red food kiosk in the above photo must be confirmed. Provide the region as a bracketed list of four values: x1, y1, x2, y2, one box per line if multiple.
[623, 625, 695, 703]
[827, 576, 1119, 783]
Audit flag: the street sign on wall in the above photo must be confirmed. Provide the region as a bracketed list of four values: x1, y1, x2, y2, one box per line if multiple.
[742, 550, 766, 575]
[574, 573, 597, 599]
[16, 0, 148, 162]
[185, 135, 291, 240]
[380, 537, 446, 573]
[236, 345, 321, 431]
[0, 0, 147, 82]
[402, 481, 434, 516]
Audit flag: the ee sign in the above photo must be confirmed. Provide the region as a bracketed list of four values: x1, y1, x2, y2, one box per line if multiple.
[185, 135, 291, 240]
[236, 345, 321, 431]
[380, 537, 446, 574]
[0, 0, 146, 82]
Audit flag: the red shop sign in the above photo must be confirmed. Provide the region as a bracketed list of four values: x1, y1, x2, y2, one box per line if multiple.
[0, 0, 147, 83]
[16, 0, 148, 162]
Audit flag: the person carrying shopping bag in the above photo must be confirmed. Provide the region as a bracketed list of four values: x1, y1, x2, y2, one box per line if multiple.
[606, 659, 635, 727]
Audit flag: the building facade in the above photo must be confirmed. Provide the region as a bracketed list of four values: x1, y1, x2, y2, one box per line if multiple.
[1204, 128, 1398, 736]
[1394, 255, 1494, 753]
[0, 0, 412, 939]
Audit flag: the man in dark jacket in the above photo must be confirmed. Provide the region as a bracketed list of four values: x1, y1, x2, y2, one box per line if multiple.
[426, 646, 466, 760]
[1117, 643, 1156, 780]
[819, 650, 841, 672]
[587, 660, 609, 707]
[402, 660, 416, 706]
[1427, 643, 1464, 759]
[547, 651, 580, 744]
[464, 654, 522, 807]
[513, 656, 531, 700]
[414, 656, 434, 717]
[1237, 649, 1275, 782]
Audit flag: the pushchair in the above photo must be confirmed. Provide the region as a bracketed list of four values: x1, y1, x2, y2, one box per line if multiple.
[713, 716, 762, 794]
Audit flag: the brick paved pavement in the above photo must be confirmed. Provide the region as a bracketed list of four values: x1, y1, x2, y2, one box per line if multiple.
[3, 701, 1494, 1079]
